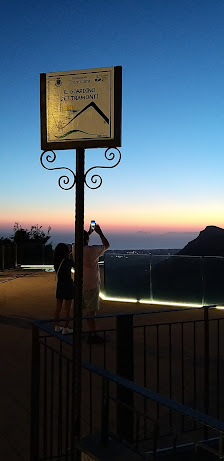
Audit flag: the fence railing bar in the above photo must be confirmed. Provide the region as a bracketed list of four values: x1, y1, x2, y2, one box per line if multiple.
[193, 321, 196, 431]
[204, 306, 209, 440]
[101, 377, 109, 444]
[57, 341, 63, 457]
[30, 324, 40, 460]
[82, 361, 224, 433]
[143, 325, 147, 440]
[39, 341, 73, 360]
[43, 337, 48, 458]
[156, 325, 160, 425]
[89, 338, 93, 434]
[65, 359, 70, 460]
[50, 350, 54, 459]
[169, 323, 172, 429]
[32, 304, 218, 328]
[217, 319, 220, 420]
[181, 322, 184, 432]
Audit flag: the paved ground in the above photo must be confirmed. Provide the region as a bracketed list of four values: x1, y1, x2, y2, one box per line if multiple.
[0, 271, 52, 460]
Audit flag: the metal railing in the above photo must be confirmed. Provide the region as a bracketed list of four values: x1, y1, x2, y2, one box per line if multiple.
[30, 305, 224, 460]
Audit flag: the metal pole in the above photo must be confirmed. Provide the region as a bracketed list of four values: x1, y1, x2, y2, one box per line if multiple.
[71, 147, 85, 460]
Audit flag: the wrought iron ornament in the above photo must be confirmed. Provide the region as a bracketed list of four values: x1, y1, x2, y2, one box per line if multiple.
[40, 148, 121, 190]
[40, 150, 76, 190]
[84, 147, 121, 189]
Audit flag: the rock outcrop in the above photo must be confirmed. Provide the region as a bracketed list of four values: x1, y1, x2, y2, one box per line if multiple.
[178, 226, 224, 256]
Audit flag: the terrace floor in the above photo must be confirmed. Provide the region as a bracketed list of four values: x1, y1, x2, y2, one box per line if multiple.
[0, 269, 223, 460]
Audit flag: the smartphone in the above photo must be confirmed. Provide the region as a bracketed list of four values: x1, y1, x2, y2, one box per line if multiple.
[91, 220, 95, 230]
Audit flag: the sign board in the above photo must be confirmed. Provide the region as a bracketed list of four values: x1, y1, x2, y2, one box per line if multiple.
[40, 66, 122, 150]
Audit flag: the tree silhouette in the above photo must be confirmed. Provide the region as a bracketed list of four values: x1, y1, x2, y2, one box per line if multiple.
[0, 237, 12, 245]
[0, 222, 52, 245]
[12, 222, 51, 245]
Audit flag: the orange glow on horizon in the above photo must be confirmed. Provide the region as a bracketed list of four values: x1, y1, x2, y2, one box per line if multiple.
[1, 217, 223, 235]
[1, 203, 224, 235]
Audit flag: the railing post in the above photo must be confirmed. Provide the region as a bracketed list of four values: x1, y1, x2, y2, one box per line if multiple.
[201, 256, 205, 305]
[149, 257, 153, 301]
[15, 244, 18, 268]
[30, 324, 40, 461]
[204, 306, 209, 439]
[42, 244, 45, 265]
[101, 378, 109, 445]
[2, 245, 5, 271]
[116, 314, 134, 442]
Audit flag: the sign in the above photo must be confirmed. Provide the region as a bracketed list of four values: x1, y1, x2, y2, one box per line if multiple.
[40, 66, 122, 149]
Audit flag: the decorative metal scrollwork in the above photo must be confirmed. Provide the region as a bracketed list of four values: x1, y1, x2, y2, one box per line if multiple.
[40, 151, 76, 190]
[84, 147, 121, 189]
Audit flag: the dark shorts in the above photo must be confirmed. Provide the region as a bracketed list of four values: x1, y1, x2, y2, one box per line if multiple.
[56, 280, 74, 300]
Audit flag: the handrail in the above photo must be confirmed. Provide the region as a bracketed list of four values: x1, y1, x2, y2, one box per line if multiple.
[82, 361, 224, 434]
[32, 303, 218, 326]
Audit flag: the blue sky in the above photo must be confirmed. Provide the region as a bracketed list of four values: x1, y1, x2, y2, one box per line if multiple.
[1, 0, 224, 249]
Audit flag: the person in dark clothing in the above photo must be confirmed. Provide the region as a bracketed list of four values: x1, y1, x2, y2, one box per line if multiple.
[53, 242, 75, 334]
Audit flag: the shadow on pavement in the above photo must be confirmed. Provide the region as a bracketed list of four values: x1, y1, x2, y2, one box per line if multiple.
[0, 314, 32, 329]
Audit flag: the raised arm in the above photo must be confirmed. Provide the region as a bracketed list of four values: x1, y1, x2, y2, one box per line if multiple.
[94, 224, 110, 250]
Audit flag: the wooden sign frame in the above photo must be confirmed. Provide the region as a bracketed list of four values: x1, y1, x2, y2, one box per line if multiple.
[40, 66, 122, 150]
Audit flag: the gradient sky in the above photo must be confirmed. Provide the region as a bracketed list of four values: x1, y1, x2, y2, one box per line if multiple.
[1, 0, 224, 249]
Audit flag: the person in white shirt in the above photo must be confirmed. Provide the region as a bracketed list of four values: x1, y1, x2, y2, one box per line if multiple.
[83, 224, 109, 343]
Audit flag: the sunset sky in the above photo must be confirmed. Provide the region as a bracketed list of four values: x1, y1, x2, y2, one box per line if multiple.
[1, 0, 224, 249]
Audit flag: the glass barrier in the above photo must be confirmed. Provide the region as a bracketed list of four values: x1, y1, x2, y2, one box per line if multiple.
[104, 253, 150, 300]
[2, 246, 224, 306]
[0, 244, 54, 269]
[202, 256, 224, 305]
[151, 254, 202, 305]
[17, 243, 53, 265]
[104, 253, 224, 306]
[0, 245, 16, 270]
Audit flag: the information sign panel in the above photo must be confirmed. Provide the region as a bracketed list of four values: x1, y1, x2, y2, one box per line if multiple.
[40, 66, 122, 149]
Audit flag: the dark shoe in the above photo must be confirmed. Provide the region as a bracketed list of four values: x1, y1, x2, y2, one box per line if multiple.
[87, 334, 105, 344]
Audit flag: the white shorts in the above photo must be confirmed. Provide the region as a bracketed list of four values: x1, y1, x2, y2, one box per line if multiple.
[83, 287, 100, 312]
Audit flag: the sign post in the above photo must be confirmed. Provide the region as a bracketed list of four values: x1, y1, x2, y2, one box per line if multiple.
[72, 146, 85, 459]
[40, 66, 122, 460]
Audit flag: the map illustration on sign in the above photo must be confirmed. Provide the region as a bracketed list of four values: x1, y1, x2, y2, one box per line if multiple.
[55, 102, 109, 139]
[46, 68, 114, 143]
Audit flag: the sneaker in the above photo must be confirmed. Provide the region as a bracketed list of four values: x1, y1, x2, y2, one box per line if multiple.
[62, 327, 73, 335]
[87, 334, 105, 344]
[55, 326, 63, 332]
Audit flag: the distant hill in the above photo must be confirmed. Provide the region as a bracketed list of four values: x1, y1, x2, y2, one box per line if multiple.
[178, 226, 224, 256]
